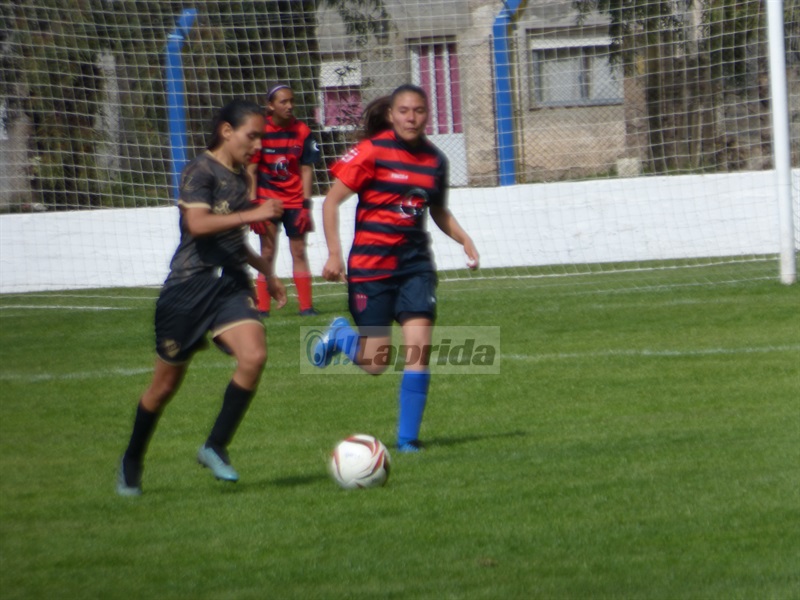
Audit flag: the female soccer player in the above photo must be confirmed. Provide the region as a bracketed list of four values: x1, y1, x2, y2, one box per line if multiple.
[314, 84, 479, 452]
[247, 84, 321, 317]
[117, 100, 287, 496]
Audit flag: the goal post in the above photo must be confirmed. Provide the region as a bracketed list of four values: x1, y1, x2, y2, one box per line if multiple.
[767, 0, 798, 285]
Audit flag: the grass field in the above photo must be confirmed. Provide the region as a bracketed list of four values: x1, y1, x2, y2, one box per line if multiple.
[1, 266, 798, 599]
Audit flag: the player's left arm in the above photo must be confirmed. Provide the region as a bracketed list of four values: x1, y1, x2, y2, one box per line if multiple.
[430, 205, 480, 270]
[245, 244, 287, 308]
[246, 162, 259, 203]
[300, 164, 314, 200]
[299, 131, 320, 201]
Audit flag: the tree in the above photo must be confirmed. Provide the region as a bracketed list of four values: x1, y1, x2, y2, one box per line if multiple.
[574, 0, 770, 174]
[0, 0, 389, 210]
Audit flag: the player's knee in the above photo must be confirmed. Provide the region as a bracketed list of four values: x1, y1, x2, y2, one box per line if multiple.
[240, 345, 267, 372]
[143, 380, 178, 409]
[360, 363, 388, 376]
[291, 248, 306, 262]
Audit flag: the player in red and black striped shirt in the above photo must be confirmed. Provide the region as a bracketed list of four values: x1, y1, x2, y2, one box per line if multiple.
[247, 84, 321, 317]
[315, 85, 479, 453]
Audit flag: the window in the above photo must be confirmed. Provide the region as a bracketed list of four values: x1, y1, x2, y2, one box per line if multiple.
[530, 38, 623, 107]
[318, 61, 362, 130]
[410, 40, 463, 135]
[320, 87, 362, 130]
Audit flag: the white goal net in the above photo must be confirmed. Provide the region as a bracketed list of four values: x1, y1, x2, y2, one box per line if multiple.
[1, 0, 798, 292]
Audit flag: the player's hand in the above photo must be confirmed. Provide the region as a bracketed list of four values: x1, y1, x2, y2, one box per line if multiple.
[250, 220, 270, 235]
[295, 207, 313, 234]
[464, 238, 480, 270]
[257, 198, 283, 221]
[322, 254, 346, 282]
[267, 276, 288, 309]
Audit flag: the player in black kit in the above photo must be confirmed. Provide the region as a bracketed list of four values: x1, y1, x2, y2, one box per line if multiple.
[117, 100, 286, 496]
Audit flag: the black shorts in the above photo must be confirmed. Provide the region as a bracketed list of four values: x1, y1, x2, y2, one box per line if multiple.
[154, 271, 261, 364]
[271, 203, 314, 238]
[348, 271, 437, 333]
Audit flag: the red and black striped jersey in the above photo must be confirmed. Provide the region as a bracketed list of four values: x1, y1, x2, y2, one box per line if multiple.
[330, 129, 449, 282]
[252, 116, 320, 209]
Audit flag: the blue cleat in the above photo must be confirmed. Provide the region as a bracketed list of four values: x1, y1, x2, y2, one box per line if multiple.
[116, 458, 142, 496]
[298, 307, 320, 317]
[312, 316, 350, 367]
[197, 445, 239, 482]
[396, 440, 425, 454]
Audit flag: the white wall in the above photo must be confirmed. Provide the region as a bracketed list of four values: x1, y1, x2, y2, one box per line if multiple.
[0, 171, 796, 293]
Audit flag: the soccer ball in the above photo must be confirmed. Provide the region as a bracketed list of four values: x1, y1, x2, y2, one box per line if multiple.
[329, 434, 391, 489]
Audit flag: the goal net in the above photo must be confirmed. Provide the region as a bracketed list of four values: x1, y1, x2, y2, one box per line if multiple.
[1, 0, 798, 293]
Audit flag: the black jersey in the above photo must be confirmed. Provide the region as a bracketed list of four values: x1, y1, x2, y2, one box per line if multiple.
[164, 152, 251, 287]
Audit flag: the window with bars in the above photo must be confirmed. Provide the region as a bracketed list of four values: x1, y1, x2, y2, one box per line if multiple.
[530, 41, 623, 107]
[318, 61, 363, 130]
[409, 40, 463, 135]
[320, 87, 362, 130]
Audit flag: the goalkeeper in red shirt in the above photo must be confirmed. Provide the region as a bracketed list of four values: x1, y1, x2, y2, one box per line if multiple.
[248, 84, 321, 316]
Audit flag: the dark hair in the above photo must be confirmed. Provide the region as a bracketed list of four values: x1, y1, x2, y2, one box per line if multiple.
[207, 99, 263, 150]
[267, 83, 291, 102]
[360, 84, 429, 139]
[361, 96, 392, 138]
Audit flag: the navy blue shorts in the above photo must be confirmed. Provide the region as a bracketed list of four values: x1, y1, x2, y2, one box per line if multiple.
[154, 271, 261, 364]
[271, 203, 314, 238]
[348, 271, 437, 333]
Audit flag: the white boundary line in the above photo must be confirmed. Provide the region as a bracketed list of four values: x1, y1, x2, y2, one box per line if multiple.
[3, 344, 797, 384]
[0, 305, 130, 311]
[0, 363, 235, 383]
[504, 344, 800, 362]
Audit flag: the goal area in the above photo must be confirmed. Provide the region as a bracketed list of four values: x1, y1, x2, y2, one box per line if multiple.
[1, 0, 798, 293]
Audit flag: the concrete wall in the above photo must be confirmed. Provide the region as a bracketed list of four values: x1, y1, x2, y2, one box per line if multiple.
[1, 171, 795, 293]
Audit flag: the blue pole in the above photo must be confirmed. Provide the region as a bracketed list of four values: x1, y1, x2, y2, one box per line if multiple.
[165, 8, 198, 202]
[492, 1, 524, 186]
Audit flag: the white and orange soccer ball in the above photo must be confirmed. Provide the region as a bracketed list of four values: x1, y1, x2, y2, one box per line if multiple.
[328, 434, 391, 489]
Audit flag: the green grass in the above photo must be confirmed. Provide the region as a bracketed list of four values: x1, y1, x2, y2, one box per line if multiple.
[1, 267, 799, 599]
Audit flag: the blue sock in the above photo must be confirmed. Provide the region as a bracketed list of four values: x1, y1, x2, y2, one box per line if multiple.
[397, 370, 431, 446]
[333, 322, 360, 363]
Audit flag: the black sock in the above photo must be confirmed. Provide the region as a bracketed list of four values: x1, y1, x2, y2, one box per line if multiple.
[122, 401, 160, 464]
[205, 381, 255, 451]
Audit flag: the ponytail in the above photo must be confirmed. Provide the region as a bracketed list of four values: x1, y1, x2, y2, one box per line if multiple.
[207, 99, 263, 151]
[361, 96, 392, 139]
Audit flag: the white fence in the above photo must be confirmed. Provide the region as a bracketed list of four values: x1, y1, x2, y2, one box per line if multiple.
[1, 171, 797, 293]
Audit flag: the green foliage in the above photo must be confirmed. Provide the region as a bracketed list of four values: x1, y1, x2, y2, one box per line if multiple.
[2, 1, 182, 210]
[4, 2, 102, 208]
[1, 268, 798, 598]
[573, 0, 772, 174]
[705, 0, 764, 83]
[1, 1, 389, 210]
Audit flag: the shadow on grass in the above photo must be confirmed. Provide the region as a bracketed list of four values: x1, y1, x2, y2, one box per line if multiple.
[256, 430, 530, 489]
[268, 473, 329, 487]
[426, 429, 529, 448]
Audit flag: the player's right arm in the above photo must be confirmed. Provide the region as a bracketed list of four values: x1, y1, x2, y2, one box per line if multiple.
[321, 178, 356, 282]
[182, 200, 283, 237]
[246, 162, 259, 202]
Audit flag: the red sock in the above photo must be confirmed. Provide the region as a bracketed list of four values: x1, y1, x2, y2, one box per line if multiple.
[294, 271, 313, 311]
[255, 274, 271, 312]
